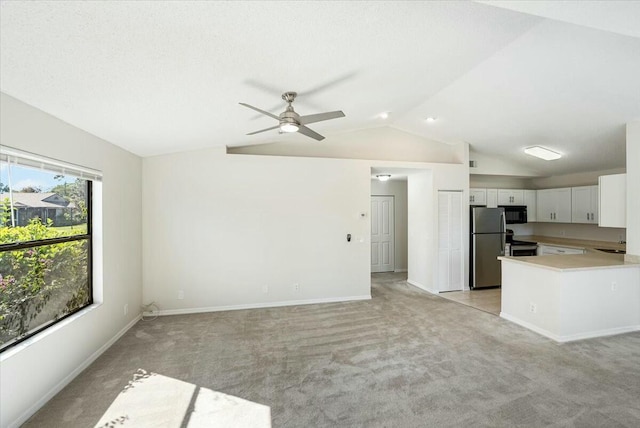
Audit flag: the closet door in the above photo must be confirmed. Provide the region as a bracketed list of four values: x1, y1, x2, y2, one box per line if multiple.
[438, 191, 463, 292]
[371, 196, 395, 272]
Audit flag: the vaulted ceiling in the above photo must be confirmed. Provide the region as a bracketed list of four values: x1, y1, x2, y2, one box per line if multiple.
[1, 1, 639, 176]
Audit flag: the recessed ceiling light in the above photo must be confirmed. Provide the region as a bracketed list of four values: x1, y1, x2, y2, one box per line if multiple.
[524, 146, 562, 161]
[425, 117, 437, 123]
[379, 112, 389, 119]
[376, 174, 391, 182]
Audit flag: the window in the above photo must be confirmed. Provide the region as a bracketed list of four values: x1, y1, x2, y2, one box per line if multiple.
[0, 147, 101, 352]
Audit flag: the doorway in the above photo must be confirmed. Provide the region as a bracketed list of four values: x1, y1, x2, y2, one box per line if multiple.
[371, 195, 395, 272]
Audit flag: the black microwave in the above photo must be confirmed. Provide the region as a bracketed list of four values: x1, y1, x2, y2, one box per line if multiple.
[499, 205, 527, 224]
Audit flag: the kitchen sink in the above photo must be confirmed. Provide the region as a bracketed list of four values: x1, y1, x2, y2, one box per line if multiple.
[595, 248, 626, 254]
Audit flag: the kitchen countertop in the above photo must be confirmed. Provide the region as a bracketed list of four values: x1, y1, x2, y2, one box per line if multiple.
[498, 252, 637, 272]
[500, 235, 637, 271]
[514, 235, 626, 252]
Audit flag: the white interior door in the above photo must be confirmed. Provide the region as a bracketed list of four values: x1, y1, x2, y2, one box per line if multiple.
[371, 196, 395, 273]
[438, 191, 463, 292]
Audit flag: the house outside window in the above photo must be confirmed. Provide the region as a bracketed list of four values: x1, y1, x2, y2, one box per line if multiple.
[0, 147, 101, 352]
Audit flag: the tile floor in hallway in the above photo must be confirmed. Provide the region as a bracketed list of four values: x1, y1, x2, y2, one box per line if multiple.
[438, 287, 501, 315]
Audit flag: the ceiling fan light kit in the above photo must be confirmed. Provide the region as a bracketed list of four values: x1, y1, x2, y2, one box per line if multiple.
[240, 91, 345, 141]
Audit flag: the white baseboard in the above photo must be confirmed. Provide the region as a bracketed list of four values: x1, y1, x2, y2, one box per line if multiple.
[406, 279, 438, 295]
[151, 295, 372, 317]
[393, 269, 408, 273]
[8, 315, 141, 428]
[500, 312, 640, 343]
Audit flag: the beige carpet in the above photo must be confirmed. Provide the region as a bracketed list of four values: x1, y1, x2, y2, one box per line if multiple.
[23, 272, 640, 427]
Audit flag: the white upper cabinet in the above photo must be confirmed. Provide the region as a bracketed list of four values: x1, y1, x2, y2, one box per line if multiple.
[469, 189, 487, 205]
[571, 185, 598, 224]
[497, 189, 524, 205]
[537, 188, 572, 223]
[524, 190, 537, 222]
[486, 189, 498, 208]
[599, 174, 626, 228]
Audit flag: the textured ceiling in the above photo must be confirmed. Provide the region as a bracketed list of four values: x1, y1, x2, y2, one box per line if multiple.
[1, 1, 639, 177]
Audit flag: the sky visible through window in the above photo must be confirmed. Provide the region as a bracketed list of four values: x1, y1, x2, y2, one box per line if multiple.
[0, 163, 75, 191]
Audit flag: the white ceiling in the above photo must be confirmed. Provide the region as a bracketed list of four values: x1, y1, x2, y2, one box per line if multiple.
[1, 1, 639, 176]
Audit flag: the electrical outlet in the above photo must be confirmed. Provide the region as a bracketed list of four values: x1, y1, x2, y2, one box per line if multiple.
[178, 290, 184, 300]
[124, 304, 128, 316]
[293, 283, 300, 292]
[263, 284, 269, 294]
[529, 302, 537, 313]
[611, 282, 618, 291]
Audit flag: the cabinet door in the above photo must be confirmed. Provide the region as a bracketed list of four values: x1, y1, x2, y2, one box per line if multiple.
[555, 188, 572, 223]
[572, 186, 592, 223]
[524, 190, 537, 222]
[589, 185, 599, 224]
[486, 189, 498, 208]
[497, 189, 512, 205]
[469, 189, 486, 205]
[510, 190, 524, 205]
[599, 174, 626, 228]
[537, 189, 554, 222]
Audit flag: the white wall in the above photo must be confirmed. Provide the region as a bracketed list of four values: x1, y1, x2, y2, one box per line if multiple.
[407, 171, 433, 292]
[407, 164, 469, 293]
[469, 174, 531, 189]
[469, 150, 540, 176]
[371, 179, 408, 272]
[142, 150, 373, 312]
[143, 150, 468, 311]
[229, 126, 466, 164]
[528, 167, 626, 189]
[627, 121, 639, 261]
[0, 93, 142, 428]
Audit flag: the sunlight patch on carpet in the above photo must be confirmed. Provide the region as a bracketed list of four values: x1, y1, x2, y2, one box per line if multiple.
[94, 369, 271, 427]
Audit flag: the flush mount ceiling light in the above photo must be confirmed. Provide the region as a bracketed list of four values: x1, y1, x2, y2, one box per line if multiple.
[524, 146, 562, 161]
[379, 112, 389, 119]
[376, 174, 391, 182]
[425, 116, 437, 123]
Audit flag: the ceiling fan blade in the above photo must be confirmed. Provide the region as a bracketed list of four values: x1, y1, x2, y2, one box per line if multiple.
[297, 125, 325, 141]
[302, 71, 357, 97]
[239, 103, 280, 120]
[246, 125, 280, 135]
[299, 110, 345, 125]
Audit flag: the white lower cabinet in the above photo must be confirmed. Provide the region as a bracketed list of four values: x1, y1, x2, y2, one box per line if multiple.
[537, 244, 585, 256]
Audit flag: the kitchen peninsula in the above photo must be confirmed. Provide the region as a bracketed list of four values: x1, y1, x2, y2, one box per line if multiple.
[499, 238, 640, 342]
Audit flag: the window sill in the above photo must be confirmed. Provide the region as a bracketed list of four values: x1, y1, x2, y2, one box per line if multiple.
[0, 302, 102, 361]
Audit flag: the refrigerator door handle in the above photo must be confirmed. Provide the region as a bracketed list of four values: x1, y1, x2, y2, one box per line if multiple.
[500, 211, 506, 254]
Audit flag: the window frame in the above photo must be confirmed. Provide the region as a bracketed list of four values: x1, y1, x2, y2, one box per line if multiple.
[0, 169, 94, 353]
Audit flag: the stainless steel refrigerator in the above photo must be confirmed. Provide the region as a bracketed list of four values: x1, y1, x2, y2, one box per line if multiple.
[470, 207, 506, 289]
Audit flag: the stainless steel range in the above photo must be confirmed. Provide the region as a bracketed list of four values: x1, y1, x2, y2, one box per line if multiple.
[505, 229, 538, 256]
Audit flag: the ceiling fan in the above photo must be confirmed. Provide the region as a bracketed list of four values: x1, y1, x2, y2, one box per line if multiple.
[240, 92, 345, 141]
